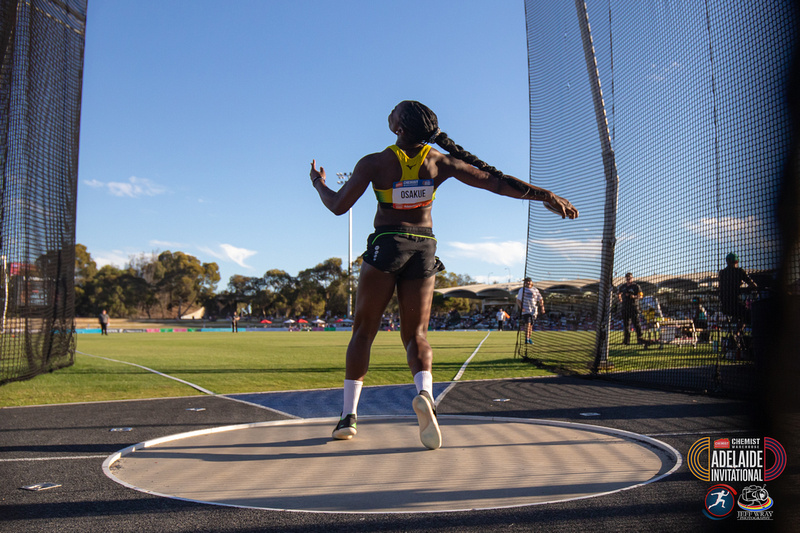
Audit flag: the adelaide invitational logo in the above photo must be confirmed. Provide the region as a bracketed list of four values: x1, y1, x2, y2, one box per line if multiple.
[703, 484, 737, 520]
[688, 437, 786, 482]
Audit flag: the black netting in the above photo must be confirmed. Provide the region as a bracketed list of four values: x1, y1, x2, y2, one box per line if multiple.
[520, 0, 796, 397]
[0, 0, 86, 384]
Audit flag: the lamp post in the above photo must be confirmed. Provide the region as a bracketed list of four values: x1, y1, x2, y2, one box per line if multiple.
[336, 172, 353, 317]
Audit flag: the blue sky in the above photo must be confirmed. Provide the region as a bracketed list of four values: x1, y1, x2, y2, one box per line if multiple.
[76, 1, 536, 287]
[76, 1, 787, 291]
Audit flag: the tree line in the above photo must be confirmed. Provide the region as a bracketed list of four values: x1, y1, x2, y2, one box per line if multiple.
[75, 244, 478, 319]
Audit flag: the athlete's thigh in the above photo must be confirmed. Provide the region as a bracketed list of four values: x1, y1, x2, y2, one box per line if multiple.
[396, 274, 436, 338]
[353, 262, 397, 331]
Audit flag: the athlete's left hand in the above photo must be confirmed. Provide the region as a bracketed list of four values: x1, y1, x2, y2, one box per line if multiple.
[546, 193, 579, 219]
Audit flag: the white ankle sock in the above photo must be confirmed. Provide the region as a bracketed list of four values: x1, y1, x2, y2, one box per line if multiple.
[342, 379, 363, 416]
[413, 370, 433, 396]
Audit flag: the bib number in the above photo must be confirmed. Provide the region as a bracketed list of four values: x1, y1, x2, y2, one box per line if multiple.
[392, 179, 434, 210]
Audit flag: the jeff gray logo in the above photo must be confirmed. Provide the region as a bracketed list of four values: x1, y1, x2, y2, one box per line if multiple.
[737, 484, 773, 521]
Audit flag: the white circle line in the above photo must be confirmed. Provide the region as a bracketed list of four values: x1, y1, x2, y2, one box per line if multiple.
[102, 414, 683, 515]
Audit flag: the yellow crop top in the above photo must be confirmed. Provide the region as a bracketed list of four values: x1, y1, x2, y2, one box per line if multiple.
[373, 144, 436, 209]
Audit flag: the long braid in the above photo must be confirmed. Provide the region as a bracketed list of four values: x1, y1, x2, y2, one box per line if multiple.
[432, 131, 533, 197]
[398, 100, 536, 198]
[431, 132, 504, 178]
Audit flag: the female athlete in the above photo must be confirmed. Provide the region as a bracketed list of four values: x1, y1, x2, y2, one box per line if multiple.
[310, 100, 578, 449]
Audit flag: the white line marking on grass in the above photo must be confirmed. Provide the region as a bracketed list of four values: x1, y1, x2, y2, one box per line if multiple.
[0, 455, 109, 462]
[435, 331, 491, 406]
[77, 351, 216, 395]
[76, 351, 299, 418]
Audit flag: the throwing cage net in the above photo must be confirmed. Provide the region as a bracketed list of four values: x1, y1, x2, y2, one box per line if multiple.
[0, 0, 87, 384]
[520, 0, 796, 397]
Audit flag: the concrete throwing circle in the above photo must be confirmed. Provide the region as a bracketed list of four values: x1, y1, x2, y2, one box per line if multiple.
[103, 416, 680, 513]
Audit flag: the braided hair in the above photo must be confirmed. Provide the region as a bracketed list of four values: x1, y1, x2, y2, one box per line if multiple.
[396, 100, 530, 197]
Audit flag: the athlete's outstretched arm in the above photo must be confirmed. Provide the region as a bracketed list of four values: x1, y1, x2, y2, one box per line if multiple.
[442, 157, 578, 219]
[310, 157, 373, 216]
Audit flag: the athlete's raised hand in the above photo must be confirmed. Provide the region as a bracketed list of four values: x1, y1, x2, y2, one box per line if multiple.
[310, 160, 326, 187]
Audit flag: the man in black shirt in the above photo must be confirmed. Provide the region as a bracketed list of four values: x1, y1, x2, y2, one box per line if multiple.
[617, 272, 643, 345]
[719, 252, 757, 334]
[98, 310, 109, 335]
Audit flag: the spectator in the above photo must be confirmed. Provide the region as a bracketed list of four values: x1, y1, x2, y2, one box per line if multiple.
[99, 309, 109, 336]
[516, 278, 545, 344]
[617, 272, 643, 345]
[719, 252, 757, 335]
[496, 308, 509, 331]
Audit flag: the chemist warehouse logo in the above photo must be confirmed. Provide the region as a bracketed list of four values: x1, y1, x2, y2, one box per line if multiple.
[688, 437, 786, 483]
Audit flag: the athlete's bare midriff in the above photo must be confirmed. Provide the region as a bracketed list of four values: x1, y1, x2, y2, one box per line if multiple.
[373, 204, 433, 228]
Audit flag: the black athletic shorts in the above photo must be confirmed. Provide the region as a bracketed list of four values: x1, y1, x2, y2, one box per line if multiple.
[362, 226, 445, 280]
[520, 313, 534, 326]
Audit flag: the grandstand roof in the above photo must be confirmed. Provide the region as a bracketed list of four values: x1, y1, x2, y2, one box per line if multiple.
[434, 271, 732, 299]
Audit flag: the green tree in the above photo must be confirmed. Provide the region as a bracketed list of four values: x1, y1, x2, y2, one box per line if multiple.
[256, 269, 296, 318]
[74, 244, 98, 315]
[153, 251, 220, 318]
[292, 277, 326, 318]
[432, 271, 477, 315]
[82, 265, 143, 318]
[297, 258, 347, 317]
[227, 275, 265, 314]
[124, 252, 160, 317]
[74, 244, 97, 284]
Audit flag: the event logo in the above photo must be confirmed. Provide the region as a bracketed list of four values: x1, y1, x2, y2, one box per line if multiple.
[688, 437, 786, 482]
[703, 484, 737, 520]
[737, 484, 774, 521]
[738, 484, 772, 510]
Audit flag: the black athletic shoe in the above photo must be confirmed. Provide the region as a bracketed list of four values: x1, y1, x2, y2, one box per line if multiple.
[332, 413, 357, 440]
[412, 390, 442, 450]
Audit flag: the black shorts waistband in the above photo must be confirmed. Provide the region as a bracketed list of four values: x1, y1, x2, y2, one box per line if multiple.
[369, 226, 436, 245]
[372, 225, 435, 237]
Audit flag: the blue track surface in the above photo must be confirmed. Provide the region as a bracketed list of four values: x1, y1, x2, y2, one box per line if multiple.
[229, 382, 451, 418]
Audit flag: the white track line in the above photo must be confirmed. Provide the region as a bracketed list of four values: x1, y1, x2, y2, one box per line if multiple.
[435, 331, 490, 405]
[0, 455, 109, 462]
[645, 429, 751, 437]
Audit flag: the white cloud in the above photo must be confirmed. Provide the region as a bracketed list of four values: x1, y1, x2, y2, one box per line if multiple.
[197, 245, 224, 261]
[107, 176, 166, 198]
[93, 250, 130, 269]
[446, 241, 525, 267]
[199, 244, 257, 269]
[649, 61, 682, 82]
[149, 239, 185, 249]
[528, 237, 603, 262]
[220, 244, 257, 268]
[84, 176, 167, 198]
[684, 215, 765, 242]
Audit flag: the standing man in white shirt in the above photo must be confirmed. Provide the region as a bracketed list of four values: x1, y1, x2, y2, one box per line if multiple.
[516, 278, 545, 345]
[495, 308, 508, 331]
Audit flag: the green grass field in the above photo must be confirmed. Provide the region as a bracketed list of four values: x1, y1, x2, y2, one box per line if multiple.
[0, 331, 554, 407]
[0, 329, 730, 408]
[524, 330, 724, 373]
